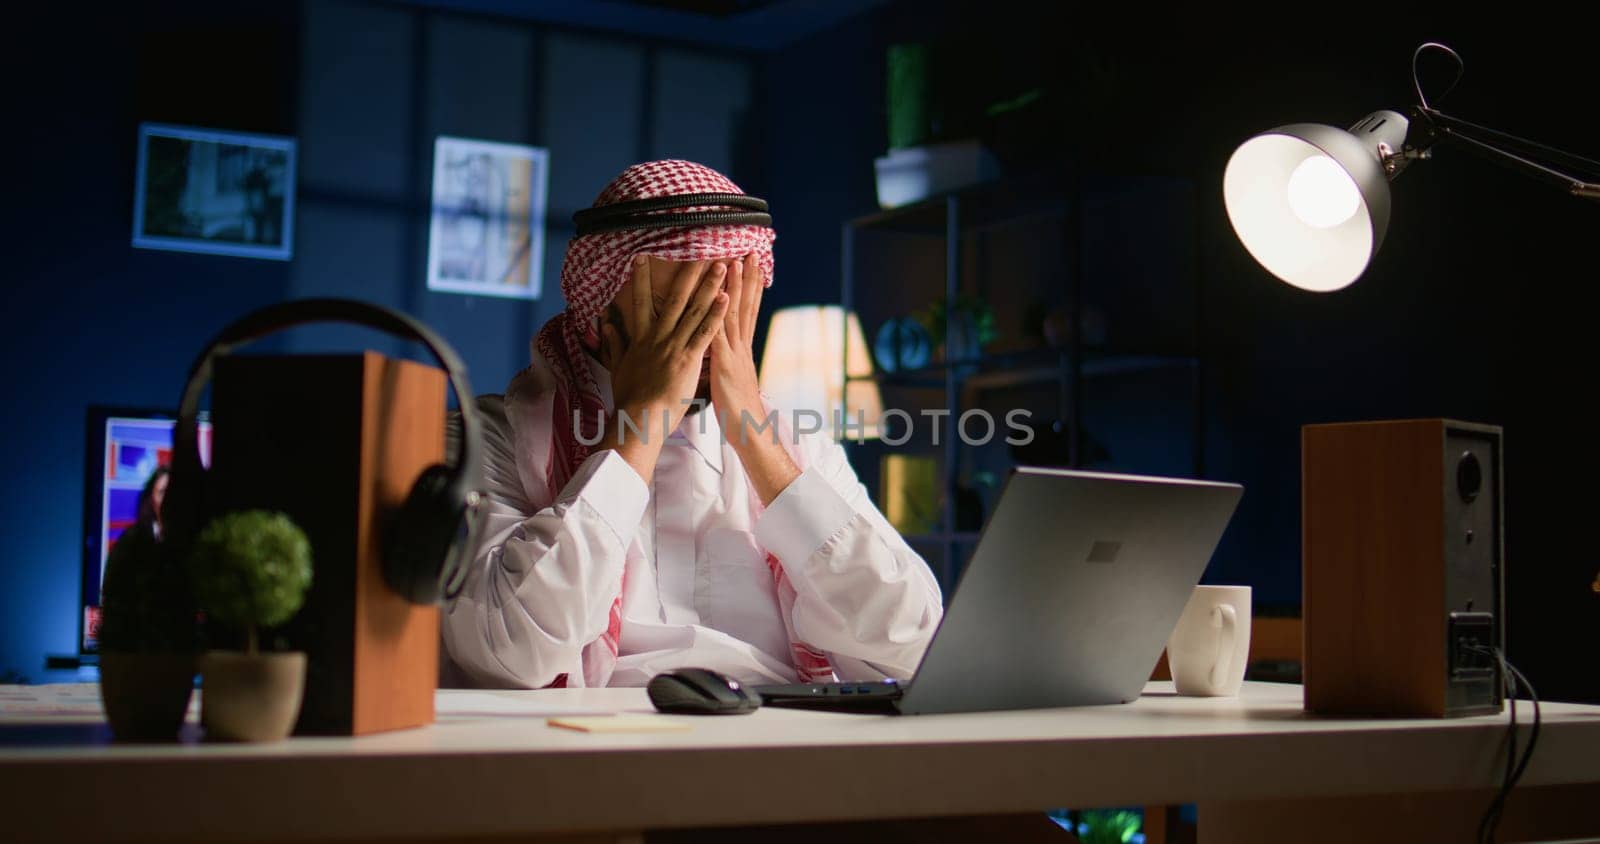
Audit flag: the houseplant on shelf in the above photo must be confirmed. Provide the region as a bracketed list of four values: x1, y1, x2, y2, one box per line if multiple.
[189, 509, 313, 742]
[875, 42, 1001, 209]
[97, 509, 199, 741]
[915, 293, 996, 369]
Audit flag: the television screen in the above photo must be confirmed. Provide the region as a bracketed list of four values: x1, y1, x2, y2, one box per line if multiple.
[80, 407, 211, 654]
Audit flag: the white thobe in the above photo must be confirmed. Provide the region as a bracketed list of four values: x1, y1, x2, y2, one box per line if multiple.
[440, 360, 944, 689]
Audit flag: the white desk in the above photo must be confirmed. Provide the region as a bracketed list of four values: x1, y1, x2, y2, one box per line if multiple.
[2, 682, 1598, 843]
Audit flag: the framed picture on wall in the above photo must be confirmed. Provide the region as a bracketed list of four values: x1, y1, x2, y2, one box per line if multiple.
[131, 123, 297, 261]
[426, 136, 548, 300]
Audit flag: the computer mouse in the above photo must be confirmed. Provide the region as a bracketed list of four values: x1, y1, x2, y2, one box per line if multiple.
[646, 667, 761, 715]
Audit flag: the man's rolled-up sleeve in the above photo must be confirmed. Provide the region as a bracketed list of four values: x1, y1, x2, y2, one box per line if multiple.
[753, 435, 943, 681]
[442, 399, 648, 689]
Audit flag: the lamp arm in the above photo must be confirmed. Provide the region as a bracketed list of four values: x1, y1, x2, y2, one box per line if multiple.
[1410, 107, 1600, 201]
[1440, 128, 1600, 198]
[1423, 107, 1600, 175]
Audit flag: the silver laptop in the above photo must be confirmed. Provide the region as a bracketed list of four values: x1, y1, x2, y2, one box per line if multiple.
[754, 466, 1243, 714]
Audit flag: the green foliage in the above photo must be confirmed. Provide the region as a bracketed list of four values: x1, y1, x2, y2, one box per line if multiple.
[1080, 809, 1142, 844]
[98, 525, 196, 653]
[915, 294, 996, 353]
[886, 43, 931, 150]
[189, 511, 313, 639]
[985, 87, 1043, 118]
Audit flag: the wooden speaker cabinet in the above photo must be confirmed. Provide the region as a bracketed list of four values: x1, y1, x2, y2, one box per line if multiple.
[211, 352, 442, 735]
[1302, 419, 1504, 717]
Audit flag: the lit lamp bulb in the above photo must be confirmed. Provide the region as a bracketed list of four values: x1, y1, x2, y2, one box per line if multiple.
[1222, 110, 1410, 292]
[1286, 155, 1361, 229]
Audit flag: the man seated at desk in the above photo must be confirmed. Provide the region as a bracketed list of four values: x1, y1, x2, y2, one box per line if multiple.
[441, 160, 944, 689]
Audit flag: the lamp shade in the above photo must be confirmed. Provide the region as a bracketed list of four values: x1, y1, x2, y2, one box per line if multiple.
[1223, 110, 1408, 292]
[758, 305, 883, 440]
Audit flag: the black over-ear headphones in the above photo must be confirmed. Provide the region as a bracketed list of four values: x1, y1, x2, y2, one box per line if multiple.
[164, 298, 486, 605]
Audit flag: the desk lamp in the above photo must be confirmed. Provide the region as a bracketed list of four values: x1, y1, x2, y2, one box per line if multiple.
[1228, 44, 1592, 843]
[758, 305, 882, 441]
[1223, 42, 1600, 292]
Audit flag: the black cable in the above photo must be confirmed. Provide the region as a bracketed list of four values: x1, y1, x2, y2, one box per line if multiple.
[1500, 660, 1541, 826]
[1412, 42, 1465, 111]
[1479, 651, 1515, 844]
[1468, 646, 1541, 844]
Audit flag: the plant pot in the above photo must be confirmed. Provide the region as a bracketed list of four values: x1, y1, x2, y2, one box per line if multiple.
[98, 651, 195, 741]
[874, 141, 1001, 209]
[198, 650, 306, 742]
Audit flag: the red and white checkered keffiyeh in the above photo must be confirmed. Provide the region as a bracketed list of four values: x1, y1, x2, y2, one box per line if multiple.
[530, 159, 835, 687]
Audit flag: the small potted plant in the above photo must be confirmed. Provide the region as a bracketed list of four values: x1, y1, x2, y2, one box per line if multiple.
[97, 517, 198, 741]
[1077, 809, 1142, 844]
[915, 293, 996, 369]
[189, 510, 313, 742]
[874, 42, 1002, 209]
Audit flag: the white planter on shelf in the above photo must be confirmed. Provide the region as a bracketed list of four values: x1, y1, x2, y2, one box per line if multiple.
[874, 141, 1001, 209]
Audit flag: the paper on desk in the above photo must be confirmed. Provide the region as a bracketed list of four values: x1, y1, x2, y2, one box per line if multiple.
[433, 691, 614, 719]
[547, 714, 690, 733]
[0, 683, 109, 717]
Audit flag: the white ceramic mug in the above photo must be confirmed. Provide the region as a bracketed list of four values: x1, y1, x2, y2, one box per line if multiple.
[1167, 585, 1252, 697]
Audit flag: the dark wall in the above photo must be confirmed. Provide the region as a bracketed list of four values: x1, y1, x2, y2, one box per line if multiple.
[759, 8, 1599, 701]
[2, 0, 755, 682]
[3, 3, 297, 682]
